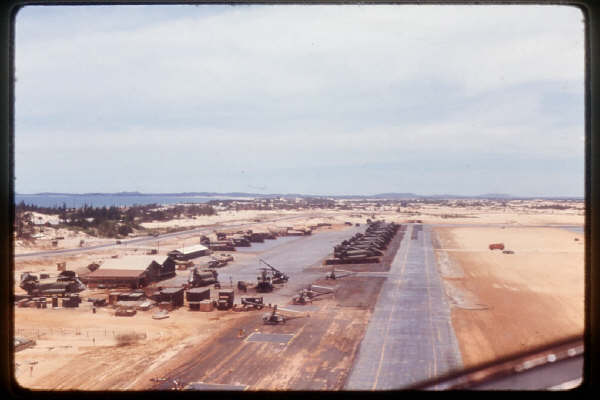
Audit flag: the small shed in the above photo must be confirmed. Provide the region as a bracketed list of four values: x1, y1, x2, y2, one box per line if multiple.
[117, 291, 146, 302]
[115, 293, 146, 309]
[199, 300, 214, 312]
[186, 287, 210, 302]
[116, 300, 145, 310]
[168, 244, 209, 260]
[154, 288, 184, 307]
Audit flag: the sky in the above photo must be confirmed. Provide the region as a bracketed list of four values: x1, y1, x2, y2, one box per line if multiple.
[14, 4, 585, 197]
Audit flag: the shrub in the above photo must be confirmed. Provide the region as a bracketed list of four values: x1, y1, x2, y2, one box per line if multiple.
[115, 332, 146, 346]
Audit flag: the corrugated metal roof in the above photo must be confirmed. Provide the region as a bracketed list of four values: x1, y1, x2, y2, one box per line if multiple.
[116, 300, 145, 308]
[86, 269, 145, 278]
[171, 244, 208, 255]
[98, 255, 158, 271]
[161, 287, 184, 294]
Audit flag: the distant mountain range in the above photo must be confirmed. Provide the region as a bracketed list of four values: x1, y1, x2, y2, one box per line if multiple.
[16, 191, 583, 200]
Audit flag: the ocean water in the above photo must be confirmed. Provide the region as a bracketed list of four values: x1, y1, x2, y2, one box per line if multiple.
[561, 226, 584, 234]
[14, 194, 218, 208]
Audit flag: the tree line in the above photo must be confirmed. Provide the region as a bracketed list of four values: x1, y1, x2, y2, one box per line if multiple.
[14, 202, 216, 238]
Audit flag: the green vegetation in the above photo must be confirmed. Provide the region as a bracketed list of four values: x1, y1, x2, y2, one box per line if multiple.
[527, 204, 572, 210]
[115, 332, 146, 346]
[14, 201, 216, 239]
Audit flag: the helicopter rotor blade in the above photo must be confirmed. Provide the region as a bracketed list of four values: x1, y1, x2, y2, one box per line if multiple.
[277, 307, 310, 317]
[310, 284, 334, 293]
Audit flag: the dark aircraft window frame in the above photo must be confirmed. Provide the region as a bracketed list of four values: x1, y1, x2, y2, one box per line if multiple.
[1, 0, 597, 394]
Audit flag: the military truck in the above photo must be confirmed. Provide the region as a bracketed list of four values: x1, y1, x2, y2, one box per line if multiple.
[188, 267, 218, 287]
[19, 271, 85, 297]
[240, 296, 264, 310]
[256, 267, 274, 293]
[216, 289, 234, 310]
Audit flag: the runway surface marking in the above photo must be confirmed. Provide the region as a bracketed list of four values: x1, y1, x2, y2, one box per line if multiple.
[371, 231, 412, 389]
[245, 333, 295, 344]
[345, 224, 463, 390]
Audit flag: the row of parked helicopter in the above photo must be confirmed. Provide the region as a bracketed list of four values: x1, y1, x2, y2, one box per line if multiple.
[332, 221, 400, 262]
[264, 222, 401, 324]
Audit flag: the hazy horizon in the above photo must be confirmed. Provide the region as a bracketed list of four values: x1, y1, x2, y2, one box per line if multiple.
[14, 4, 585, 197]
[14, 190, 583, 199]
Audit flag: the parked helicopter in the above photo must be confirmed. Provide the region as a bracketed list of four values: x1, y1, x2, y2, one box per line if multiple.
[20, 271, 86, 297]
[263, 305, 286, 324]
[262, 305, 309, 325]
[292, 285, 334, 305]
[325, 267, 356, 280]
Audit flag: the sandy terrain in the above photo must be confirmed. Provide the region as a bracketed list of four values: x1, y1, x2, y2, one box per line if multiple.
[12, 201, 585, 390]
[139, 209, 303, 229]
[15, 200, 583, 256]
[394, 204, 583, 226]
[14, 302, 248, 390]
[13, 224, 400, 391]
[14, 209, 357, 255]
[14, 226, 117, 255]
[434, 225, 584, 368]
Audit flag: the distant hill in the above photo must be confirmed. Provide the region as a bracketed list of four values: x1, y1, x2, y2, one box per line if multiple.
[366, 193, 421, 199]
[475, 193, 513, 199]
[16, 191, 583, 201]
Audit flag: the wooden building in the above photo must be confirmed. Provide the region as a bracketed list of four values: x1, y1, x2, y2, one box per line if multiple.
[82, 255, 176, 289]
[168, 244, 209, 261]
[153, 287, 184, 307]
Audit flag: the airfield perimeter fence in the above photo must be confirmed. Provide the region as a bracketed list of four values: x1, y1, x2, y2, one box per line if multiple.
[14, 327, 168, 341]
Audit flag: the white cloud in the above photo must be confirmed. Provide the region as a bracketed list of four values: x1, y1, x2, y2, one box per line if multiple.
[16, 5, 584, 109]
[14, 4, 585, 195]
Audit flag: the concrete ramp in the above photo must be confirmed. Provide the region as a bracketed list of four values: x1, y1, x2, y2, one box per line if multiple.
[246, 332, 295, 344]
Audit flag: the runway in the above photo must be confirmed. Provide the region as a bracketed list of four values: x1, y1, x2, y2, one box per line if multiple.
[345, 224, 463, 390]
